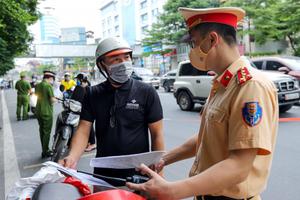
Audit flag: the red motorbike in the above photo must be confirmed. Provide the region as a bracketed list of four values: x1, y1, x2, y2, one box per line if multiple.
[31, 172, 148, 200]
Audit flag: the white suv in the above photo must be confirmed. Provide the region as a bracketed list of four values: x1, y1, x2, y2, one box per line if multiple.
[173, 60, 300, 113]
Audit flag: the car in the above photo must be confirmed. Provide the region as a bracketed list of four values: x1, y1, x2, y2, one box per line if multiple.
[173, 59, 300, 113]
[251, 56, 300, 82]
[160, 69, 177, 92]
[131, 67, 160, 89]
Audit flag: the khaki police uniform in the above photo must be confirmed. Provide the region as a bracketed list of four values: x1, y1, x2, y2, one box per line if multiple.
[190, 57, 278, 199]
[15, 78, 31, 120]
[177, 7, 279, 199]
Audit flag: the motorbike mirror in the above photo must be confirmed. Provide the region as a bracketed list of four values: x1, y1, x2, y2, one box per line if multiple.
[59, 84, 65, 92]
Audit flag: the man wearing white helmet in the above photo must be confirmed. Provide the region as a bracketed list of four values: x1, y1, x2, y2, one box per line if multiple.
[59, 37, 164, 186]
[60, 72, 76, 91]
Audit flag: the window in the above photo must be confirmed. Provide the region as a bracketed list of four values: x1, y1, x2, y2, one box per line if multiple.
[141, 13, 148, 24]
[108, 28, 112, 34]
[102, 20, 105, 29]
[253, 61, 263, 69]
[115, 25, 119, 33]
[140, 0, 147, 9]
[141, 25, 148, 34]
[107, 16, 112, 26]
[152, 8, 158, 17]
[114, 15, 119, 23]
[266, 61, 284, 71]
[179, 63, 208, 76]
[103, 31, 106, 37]
[168, 72, 176, 77]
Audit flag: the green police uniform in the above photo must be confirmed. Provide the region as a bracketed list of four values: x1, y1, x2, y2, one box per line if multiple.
[35, 80, 54, 155]
[15, 79, 31, 120]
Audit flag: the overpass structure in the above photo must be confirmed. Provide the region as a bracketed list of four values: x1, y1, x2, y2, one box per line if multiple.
[31, 44, 140, 58]
[34, 44, 97, 58]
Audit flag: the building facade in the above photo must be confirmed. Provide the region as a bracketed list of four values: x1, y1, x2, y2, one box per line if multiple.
[60, 27, 87, 45]
[99, 0, 166, 46]
[40, 7, 60, 44]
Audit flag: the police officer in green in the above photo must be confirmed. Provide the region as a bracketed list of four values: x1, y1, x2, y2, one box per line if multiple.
[35, 71, 56, 158]
[15, 73, 31, 121]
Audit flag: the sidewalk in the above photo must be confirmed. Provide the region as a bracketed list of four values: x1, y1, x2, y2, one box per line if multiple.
[0, 90, 5, 198]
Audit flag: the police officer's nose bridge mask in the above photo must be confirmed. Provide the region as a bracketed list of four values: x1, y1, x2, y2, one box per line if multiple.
[189, 35, 218, 71]
[101, 61, 133, 84]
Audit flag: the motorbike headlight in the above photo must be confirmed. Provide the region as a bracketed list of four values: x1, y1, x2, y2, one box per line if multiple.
[32, 94, 38, 101]
[69, 100, 82, 113]
[66, 113, 80, 126]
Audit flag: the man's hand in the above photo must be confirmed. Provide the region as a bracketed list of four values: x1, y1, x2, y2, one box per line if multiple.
[58, 155, 78, 169]
[149, 159, 165, 174]
[126, 164, 175, 200]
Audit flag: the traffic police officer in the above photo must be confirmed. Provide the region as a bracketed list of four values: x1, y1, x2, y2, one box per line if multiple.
[35, 71, 57, 158]
[60, 37, 165, 186]
[15, 73, 31, 120]
[127, 7, 278, 200]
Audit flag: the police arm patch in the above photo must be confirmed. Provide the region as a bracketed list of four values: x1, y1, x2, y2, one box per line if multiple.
[242, 102, 262, 127]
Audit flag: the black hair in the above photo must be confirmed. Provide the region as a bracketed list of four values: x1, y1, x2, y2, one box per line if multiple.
[191, 22, 237, 46]
[43, 75, 55, 80]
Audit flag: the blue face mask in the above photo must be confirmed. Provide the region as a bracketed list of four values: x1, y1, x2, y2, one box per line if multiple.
[106, 61, 133, 84]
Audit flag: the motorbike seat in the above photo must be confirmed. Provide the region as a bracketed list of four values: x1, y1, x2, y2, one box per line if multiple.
[31, 183, 82, 200]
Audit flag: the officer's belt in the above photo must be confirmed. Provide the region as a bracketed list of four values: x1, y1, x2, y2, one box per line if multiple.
[197, 195, 253, 200]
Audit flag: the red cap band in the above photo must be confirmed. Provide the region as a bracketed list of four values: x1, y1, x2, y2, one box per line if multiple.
[187, 13, 238, 29]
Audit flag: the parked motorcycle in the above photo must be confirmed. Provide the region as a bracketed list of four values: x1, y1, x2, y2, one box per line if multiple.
[51, 97, 81, 162]
[29, 88, 37, 115]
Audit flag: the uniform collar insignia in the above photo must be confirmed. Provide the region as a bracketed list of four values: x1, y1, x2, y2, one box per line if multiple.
[219, 70, 233, 88]
[236, 67, 252, 85]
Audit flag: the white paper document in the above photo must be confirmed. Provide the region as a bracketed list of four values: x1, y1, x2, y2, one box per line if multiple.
[43, 161, 115, 188]
[90, 151, 165, 169]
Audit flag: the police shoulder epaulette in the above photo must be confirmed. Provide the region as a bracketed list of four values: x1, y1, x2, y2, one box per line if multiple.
[236, 67, 252, 85]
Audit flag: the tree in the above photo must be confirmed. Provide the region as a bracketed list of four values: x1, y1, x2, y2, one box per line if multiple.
[142, 0, 222, 55]
[0, 0, 39, 75]
[225, 0, 300, 56]
[36, 64, 56, 75]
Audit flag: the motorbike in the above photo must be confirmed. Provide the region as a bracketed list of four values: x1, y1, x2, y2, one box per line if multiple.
[29, 88, 37, 115]
[51, 97, 82, 162]
[31, 177, 147, 200]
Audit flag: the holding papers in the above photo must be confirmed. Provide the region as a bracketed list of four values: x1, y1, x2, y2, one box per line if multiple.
[90, 151, 165, 169]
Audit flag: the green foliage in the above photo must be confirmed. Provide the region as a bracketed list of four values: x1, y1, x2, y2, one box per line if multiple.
[36, 64, 56, 75]
[143, 0, 300, 56]
[225, 0, 300, 56]
[142, 0, 221, 56]
[0, 0, 39, 75]
[244, 51, 278, 57]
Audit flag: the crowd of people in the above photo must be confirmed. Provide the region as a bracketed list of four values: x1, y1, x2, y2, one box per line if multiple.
[12, 6, 279, 200]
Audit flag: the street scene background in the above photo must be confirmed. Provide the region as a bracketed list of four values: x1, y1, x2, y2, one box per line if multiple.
[1, 88, 300, 199]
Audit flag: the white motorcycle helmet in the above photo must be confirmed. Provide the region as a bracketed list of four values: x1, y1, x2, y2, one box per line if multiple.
[95, 37, 133, 78]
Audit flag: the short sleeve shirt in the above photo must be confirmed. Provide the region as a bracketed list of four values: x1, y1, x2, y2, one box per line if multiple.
[80, 79, 163, 181]
[15, 80, 31, 95]
[61, 79, 76, 91]
[190, 57, 278, 198]
[35, 80, 54, 116]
